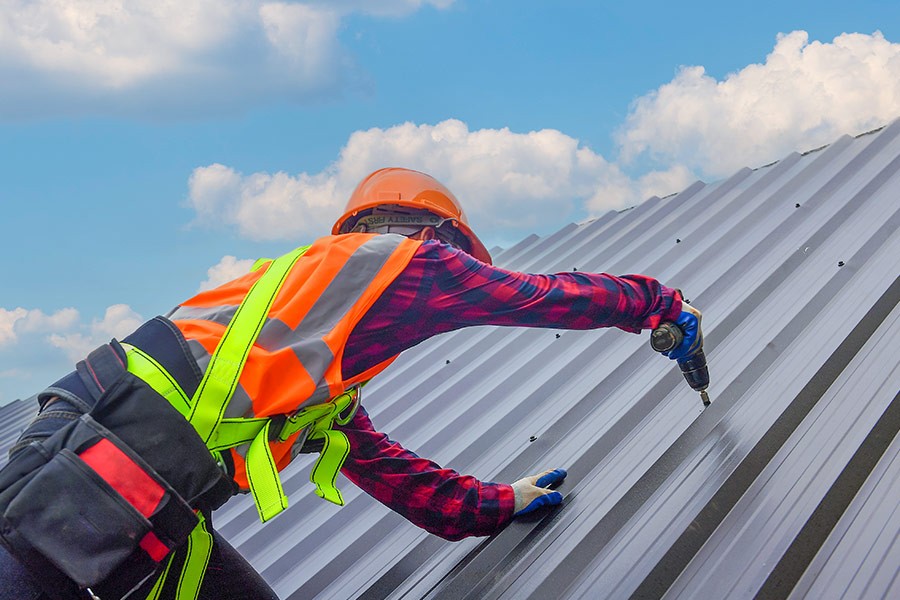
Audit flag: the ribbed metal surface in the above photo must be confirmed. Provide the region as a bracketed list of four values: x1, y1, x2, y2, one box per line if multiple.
[1, 122, 898, 599]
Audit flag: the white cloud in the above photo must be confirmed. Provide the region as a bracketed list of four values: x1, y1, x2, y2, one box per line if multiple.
[0, 304, 144, 404]
[185, 30, 900, 248]
[48, 304, 143, 362]
[188, 164, 341, 240]
[585, 163, 696, 214]
[0, 307, 79, 346]
[0, 308, 25, 346]
[187, 119, 693, 244]
[617, 31, 900, 178]
[0, 0, 455, 118]
[258, 3, 343, 89]
[199, 256, 256, 291]
[183, 31, 900, 245]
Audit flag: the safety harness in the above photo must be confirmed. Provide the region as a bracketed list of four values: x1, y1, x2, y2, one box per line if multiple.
[126, 244, 363, 597]
[0, 242, 380, 599]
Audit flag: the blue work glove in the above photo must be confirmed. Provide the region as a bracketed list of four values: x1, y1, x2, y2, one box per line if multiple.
[664, 303, 703, 362]
[512, 468, 567, 517]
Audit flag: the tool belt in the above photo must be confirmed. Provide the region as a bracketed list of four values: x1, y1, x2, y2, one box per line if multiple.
[0, 341, 236, 599]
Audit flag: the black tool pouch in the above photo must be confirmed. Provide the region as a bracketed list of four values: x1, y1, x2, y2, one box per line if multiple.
[0, 342, 236, 599]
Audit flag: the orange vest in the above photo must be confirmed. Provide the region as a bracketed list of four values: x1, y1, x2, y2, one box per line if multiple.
[166, 233, 422, 488]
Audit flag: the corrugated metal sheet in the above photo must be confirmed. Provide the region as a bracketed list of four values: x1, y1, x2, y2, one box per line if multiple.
[1, 121, 899, 599]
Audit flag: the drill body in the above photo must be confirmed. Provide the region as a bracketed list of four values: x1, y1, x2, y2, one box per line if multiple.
[650, 322, 711, 406]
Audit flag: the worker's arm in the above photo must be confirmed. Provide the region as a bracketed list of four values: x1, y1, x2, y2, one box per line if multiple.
[432, 266, 681, 333]
[337, 405, 517, 541]
[344, 241, 683, 379]
[423, 241, 683, 333]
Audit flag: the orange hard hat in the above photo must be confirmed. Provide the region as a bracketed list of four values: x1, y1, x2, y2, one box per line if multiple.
[333, 168, 492, 264]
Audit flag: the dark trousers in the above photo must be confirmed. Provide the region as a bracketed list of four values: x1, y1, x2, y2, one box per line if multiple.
[0, 526, 279, 600]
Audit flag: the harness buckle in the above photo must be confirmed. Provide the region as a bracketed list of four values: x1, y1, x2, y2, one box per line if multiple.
[334, 384, 361, 426]
[276, 384, 363, 443]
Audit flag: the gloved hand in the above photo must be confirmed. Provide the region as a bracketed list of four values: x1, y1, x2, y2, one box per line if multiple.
[512, 468, 567, 517]
[664, 302, 703, 362]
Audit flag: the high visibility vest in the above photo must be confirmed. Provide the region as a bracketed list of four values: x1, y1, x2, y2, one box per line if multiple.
[95, 232, 419, 600]
[125, 233, 421, 522]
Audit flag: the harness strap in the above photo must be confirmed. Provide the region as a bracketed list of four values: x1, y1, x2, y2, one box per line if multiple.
[238, 385, 362, 520]
[144, 515, 213, 600]
[188, 244, 311, 443]
[123, 341, 362, 525]
[123, 243, 363, 521]
[278, 386, 360, 508]
[245, 420, 288, 520]
[185, 243, 308, 523]
[308, 429, 350, 505]
[122, 341, 279, 520]
[125, 343, 192, 417]
[176, 517, 214, 600]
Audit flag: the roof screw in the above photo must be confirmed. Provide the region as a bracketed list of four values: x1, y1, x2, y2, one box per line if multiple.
[838, 261, 845, 267]
[795, 203, 801, 208]
[573, 267, 578, 271]
[555, 333, 561, 339]
[445, 359, 451, 365]
[529, 436, 537, 442]
[676, 238, 682, 244]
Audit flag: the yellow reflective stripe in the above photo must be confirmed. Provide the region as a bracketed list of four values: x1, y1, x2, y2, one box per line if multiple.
[174, 516, 213, 600]
[251, 257, 272, 272]
[189, 245, 310, 443]
[245, 420, 288, 522]
[207, 417, 270, 452]
[308, 428, 350, 506]
[123, 343, 191, 417]
[144, 554, 175, 600]
[143, 517, 212, 600]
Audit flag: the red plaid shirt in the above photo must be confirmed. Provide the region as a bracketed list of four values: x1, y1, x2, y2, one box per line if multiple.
[337, 239, 682, 541]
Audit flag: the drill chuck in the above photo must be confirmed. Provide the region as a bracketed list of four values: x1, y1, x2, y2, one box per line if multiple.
[677, 348, 710, 392]
[650, 321, 711, 406]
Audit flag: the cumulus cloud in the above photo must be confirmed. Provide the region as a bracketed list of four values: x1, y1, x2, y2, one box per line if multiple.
[617, 31, 900, 178]
[199, 256, 256, 291]
[183, 31, 900, 245]
[183, 30, 900, 247]
[0, 304, 144, 404]
[0, 0, 454, 118]
[187, 119, 693, 244]
[48, 304, 144, 362]
[0, 307, 80, 347]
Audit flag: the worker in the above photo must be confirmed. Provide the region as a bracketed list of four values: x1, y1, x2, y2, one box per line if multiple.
[0, 167, 702, 599]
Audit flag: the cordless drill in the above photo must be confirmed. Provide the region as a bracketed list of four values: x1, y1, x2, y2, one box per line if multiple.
[650, 323, 711, 407]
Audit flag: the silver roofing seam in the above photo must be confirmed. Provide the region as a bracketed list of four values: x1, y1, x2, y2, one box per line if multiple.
[789, 405, 900, 600]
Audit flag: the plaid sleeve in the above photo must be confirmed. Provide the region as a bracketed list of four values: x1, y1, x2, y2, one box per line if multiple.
[337, 405, 515, 541]
[345, 241, 683, 379]
[423, 243, 683, 334]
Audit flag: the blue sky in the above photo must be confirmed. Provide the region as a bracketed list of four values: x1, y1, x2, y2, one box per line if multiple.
[2, 0, 900, 404]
